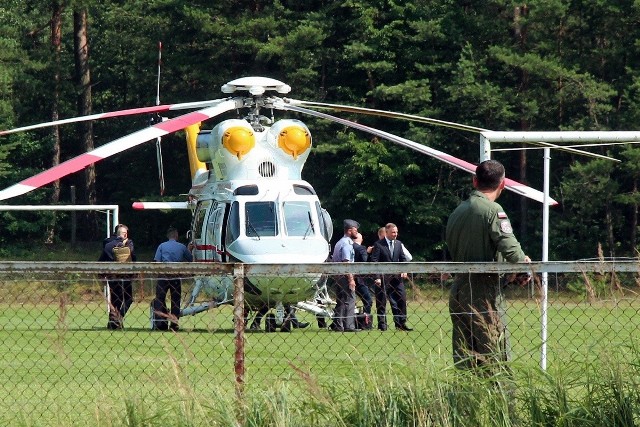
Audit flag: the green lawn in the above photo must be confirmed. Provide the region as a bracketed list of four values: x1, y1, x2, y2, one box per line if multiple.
[0, 289, 639, 425]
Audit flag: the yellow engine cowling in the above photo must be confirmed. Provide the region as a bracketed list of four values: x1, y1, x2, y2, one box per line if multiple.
[196, 119, 256, 163]
[267, 119, 312, 160]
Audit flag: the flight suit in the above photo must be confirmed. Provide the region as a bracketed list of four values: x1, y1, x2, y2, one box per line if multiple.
[445, 190, 527, 368]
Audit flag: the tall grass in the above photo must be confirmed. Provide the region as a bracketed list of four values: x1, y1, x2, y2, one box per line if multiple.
[21, 343, 638, 426]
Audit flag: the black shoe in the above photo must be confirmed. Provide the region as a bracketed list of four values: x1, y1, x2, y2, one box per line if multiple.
[397, 325, 413, 331]
[293, 321, 310, 329]
[153, 323, 169, 331]
[107, 320, 122, 330]
[378, 325, 388, 331]
[344, 328, 362, 332]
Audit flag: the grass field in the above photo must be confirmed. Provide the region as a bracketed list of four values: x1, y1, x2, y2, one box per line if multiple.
[1, 281, 640, 425]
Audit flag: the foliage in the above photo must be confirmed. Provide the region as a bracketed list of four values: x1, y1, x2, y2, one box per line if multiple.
[13, 345, 640, 426]
[2, 1, 640, 259]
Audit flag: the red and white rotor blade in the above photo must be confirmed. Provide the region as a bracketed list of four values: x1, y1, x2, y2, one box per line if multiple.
[0, 99, 239, 201]
[276, 101, 558, 206]
[0, 99, 226, 136]
[132, 201, 189, 210]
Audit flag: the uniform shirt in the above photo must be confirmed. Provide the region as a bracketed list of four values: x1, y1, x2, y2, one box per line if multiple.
[446, 190, 526, 263]
[332, 235, 355, 263]
[154, 239, 193, 263]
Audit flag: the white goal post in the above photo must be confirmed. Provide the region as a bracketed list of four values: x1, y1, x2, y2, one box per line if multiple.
[0, 204, 119, 239]
[480, 130, 640, 370]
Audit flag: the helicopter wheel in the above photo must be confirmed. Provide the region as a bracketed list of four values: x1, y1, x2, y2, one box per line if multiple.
[265, 314, 277, 333]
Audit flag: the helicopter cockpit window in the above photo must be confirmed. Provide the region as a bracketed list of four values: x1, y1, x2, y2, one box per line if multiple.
[227, 201, 240, 244]
[292, 184, 316, 195]
[283, 201, 314, 237]
[245, 202, 278, 237]
[234, 185, 259, 196]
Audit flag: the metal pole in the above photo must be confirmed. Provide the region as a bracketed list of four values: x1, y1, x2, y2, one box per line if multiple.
[70, 186, 76, 245]
[541, 148, 550, 370]
[113, 206, 119, 236]
[479, 134, 491, 161]
[106, 211, 111, 239]
[233, 264, 245, 404]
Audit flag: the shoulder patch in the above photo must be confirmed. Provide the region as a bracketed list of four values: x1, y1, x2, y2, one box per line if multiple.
[497, 211, 508, 219]
[500, 220, 513, 234]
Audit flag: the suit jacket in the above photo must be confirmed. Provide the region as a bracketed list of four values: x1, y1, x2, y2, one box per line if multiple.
[353, 242, 368, 263]
[352, 242, 369, 286]
[370, 238, 406, 285]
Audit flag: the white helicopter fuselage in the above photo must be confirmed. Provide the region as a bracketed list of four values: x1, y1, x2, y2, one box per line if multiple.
[185, 114, 332, 310]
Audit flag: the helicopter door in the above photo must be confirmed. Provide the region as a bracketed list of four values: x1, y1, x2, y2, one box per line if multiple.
[191, 201, 212, 261]
[206, 202, 228, 262]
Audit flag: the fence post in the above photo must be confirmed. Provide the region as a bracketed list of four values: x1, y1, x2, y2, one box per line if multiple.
[233, 263, 245, 404]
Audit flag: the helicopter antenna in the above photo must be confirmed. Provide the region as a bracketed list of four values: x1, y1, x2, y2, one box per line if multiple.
[154, 41, 165, 195]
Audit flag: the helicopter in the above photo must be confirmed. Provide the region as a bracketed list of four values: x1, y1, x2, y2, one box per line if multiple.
[0, 76, 561, 332]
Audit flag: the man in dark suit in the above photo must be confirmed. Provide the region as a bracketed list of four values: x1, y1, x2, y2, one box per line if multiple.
[370, 223, 412, 331]
[352, 232, 373, 329]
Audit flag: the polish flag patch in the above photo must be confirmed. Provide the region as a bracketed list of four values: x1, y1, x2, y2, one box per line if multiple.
[497, 211, 508, 219]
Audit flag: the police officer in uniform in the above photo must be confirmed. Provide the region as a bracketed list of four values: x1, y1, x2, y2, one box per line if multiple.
[446, 160, 531, 369]
[329, 219, 360, 332]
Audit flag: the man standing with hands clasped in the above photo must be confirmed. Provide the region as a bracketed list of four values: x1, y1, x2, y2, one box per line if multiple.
[446, 159, 531, 369]
[370, 223, 412, 331]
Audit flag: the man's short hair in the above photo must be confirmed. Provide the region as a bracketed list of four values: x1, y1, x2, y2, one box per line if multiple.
[385, 223, 397, 231]
[167, 226, 178, 238]
[475, 160, 505, 191]
[115, 224, 128, 236]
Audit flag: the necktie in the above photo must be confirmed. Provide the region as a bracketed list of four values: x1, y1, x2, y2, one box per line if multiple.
[389, 240, 394, 254]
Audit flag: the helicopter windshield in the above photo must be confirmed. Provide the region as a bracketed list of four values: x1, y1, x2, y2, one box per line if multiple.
[283, 201, 314, 237]
[245, 201, 278, 237]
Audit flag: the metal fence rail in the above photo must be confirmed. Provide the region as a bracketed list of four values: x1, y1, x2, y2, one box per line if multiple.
[0, 260, 638, 424]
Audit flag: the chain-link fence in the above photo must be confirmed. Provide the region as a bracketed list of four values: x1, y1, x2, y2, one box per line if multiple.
[0, 261, 639, 424]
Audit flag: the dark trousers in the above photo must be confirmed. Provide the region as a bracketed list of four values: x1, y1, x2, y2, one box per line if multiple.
[449, 274, 509, 369]
[153, 278, 182, 330]
[331, 276, 356, 331]
[107, 279, 133, 327]
[355, 279, 372, 314]
[374, 278, 407, 329]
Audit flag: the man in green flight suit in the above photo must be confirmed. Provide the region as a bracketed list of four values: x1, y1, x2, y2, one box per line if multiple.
[446, 159, 531, 369]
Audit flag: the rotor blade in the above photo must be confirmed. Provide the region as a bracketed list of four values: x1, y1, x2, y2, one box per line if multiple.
[0, 99, 228, 136]
[288, 99, 613, 161]
[275, 101, 558, 206]
[0, 99, 239, 201]
[285, 98, 488, 133]
[132, 201, 189, 210]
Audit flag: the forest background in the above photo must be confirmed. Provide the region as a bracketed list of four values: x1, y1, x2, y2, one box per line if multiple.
[1, 0, 639, 261]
